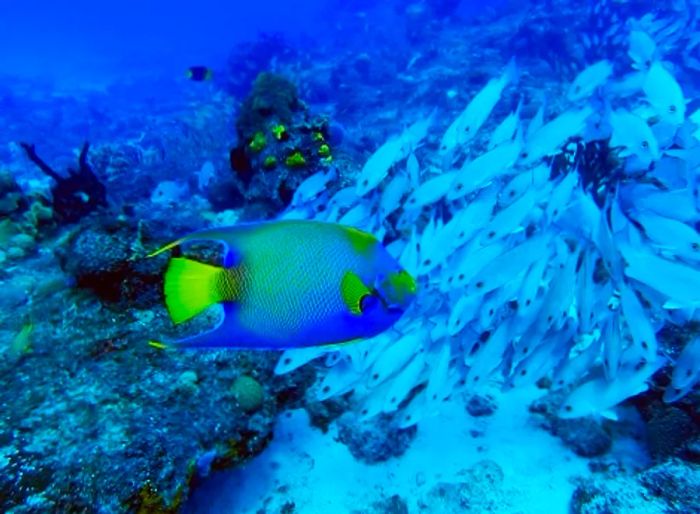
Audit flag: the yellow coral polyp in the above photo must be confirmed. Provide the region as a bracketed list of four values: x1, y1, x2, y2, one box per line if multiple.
[263, 155, 277, 169]
[248, 132, 267, 153]
[318, 144, 331, 157]
[285, 151, 306, 168]
[312, 131, 325, 142]
[271, 124, 287, 141]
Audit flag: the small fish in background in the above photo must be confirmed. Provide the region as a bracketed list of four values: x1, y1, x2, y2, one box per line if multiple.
[439, 58, 517, 158]
[404, 171, 456, 211]
[628, 30, 657, 71]
[608, 108, 660, 168]
[151, 180, 190, 206]
[623, 250, 700, 309]
[355, 137, 403, 196]
[355, 115, 432, 197]
[488, 97, 522, 149]
[186, 66, 213, 82]
[664, 336, 700, 403]
[378, 172, 410, 223]
[148, 220, 416, 349]
[567, 60, 613, 102]
[632, 210, 700, 263]
[290, 167, 337, 208]
[195, 161, 216, 192]
[8, 321, 33, 361]
[643, 61, 686, 125]
[448, 138, 520, 200]
[526, 98, 546, 140]
[552, 331, 602, 391]
[520, 106, 593, 165]
[456, 58, 517, 141]
[558, 353, 667, 420]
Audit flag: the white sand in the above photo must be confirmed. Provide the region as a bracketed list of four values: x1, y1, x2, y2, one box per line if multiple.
[191, 385, 646, 513]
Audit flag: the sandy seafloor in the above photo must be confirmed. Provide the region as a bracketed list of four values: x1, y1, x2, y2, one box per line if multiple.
[188, 385, 647, 514]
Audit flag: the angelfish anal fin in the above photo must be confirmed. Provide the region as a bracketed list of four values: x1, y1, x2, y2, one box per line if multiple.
[169, 302, 244, 349]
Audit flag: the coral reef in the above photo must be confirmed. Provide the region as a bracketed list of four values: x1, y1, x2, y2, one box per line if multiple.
[530, 394, 612, 457]
[571, 459, 700, 514]
[418, 460, 506, 513]
[20, 142, 107, 224]
[0, 308, 313, 512]
[56, 218, 164, 306]
[0, 72, 277, 511]
[336, 414, 417, 464]
[646, 406, 698, 461]
[549, 139, 622, 207]
[304, 396, 351, 433]
[228, 72, 335, 209]
[0, 170, 28, 218]
[0, 169, 57, 266]
[231, 375, 265, 413]
[354, 494, 409, 514]
[466, 394, 497, 417]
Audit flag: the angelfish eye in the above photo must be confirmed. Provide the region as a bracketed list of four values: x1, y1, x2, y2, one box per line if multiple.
[641, 140, 649, 149]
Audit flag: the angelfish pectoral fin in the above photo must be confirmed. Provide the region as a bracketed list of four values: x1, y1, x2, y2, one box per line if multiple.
[340, 271, 372, 316]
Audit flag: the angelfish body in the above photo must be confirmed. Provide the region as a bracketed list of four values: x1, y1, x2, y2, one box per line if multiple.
[150, 220, 416, 349]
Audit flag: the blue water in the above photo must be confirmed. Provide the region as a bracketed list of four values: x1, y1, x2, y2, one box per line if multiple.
[0, 1, 505, 88]
[2, 0, 699, 513]
[1, 0, 326, 86]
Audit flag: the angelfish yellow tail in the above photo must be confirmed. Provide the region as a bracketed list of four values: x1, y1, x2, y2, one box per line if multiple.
[164, 257, 226, 324]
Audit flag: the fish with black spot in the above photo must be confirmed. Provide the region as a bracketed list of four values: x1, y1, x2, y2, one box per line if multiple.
[186, 66, 213, 81]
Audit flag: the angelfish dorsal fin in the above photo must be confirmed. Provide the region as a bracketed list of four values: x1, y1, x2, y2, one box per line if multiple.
[340, 271, 371, 316]
[345, 226, 378, 255]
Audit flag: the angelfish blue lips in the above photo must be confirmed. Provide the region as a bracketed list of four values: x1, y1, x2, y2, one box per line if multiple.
[372, 288, 401, 313]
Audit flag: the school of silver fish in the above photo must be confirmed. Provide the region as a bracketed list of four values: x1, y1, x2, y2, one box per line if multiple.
[275, 15, 700, 426]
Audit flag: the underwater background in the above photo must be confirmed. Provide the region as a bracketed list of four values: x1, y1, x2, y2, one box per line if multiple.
[1, 0, 700, 512]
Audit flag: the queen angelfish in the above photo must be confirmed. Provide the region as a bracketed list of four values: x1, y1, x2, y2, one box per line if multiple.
[149, 220, 417, 349]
